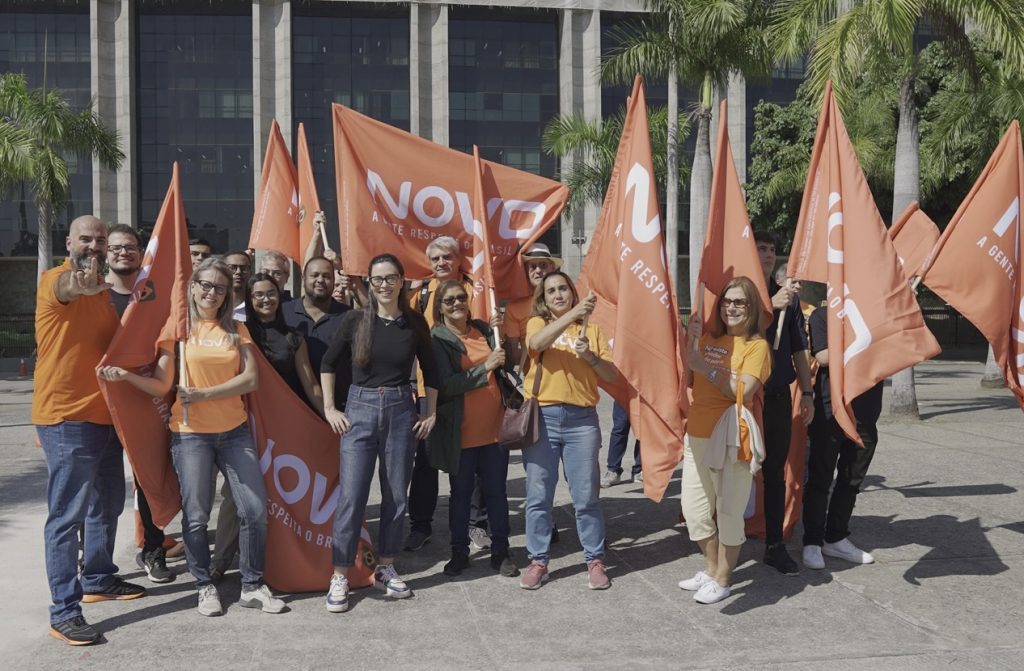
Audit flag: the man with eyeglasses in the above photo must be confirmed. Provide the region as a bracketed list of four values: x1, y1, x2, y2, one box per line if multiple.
[754, 231, 815, 576]
[189, 237, 213, 269]
[35, 216, 147, 646]
[224, 251, 252, 322]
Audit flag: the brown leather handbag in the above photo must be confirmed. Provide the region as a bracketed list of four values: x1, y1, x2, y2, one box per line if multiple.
[498, 352, 543, 450]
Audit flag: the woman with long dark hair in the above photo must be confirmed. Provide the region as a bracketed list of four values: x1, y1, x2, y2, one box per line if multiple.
[319, 253, 439, 612]
[97, 257, 285, 617]
[678, 276, 771, 605]
[519, 271, 618, 591]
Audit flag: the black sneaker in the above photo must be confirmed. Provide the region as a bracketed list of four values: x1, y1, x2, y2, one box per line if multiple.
[443, 552, 470, 576]
[136, 547, 174, 584]
[764, 543, 799, 575]
[550, 526, 560, 544]
[82, 578, 147, 603]
[490, 551, 520, 578]
[49, 615, 100, 646]
[403, 528, 431, 552]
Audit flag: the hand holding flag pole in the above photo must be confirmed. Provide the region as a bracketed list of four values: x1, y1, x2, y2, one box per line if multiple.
[772, 279, 792, 351]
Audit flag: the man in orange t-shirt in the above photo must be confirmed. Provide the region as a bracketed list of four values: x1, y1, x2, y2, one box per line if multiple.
[34, 216, 146, 647]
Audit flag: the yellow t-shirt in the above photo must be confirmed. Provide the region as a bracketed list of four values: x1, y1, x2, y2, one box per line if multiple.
[503, 296, 533, 340]
[523, 317, 612, 408]
[688, 333, 772, 438]
[458, 330, 503, 449]
[160, 321, 254, 434]
[32, 260, 120, 425]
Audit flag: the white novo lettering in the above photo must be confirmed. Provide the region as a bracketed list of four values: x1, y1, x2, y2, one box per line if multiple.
[309, 473, 340, 525]
[827, 192, 843, 264]
[257, 436, 340, 528]
[625, 163, 660, 243]
[841, 283, 872, 365]
[993, 197, 1020, 241]
[366, 171, 410, 219]
[497, 199, 545, 241]
[134, 237, 159, 291]
[273, 454, 310, 505]
[413, 186, 455, 228]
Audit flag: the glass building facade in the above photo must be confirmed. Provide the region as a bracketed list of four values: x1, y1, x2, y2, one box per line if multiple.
[292, 1, 410, 250]
[136, 0, 254, 253]
[0, 0, 91, 258]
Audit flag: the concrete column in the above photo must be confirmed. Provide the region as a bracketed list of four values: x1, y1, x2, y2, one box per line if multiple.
[253, 0, 293, 198]
[91, 0, 135, 227]
[557, 8, 601, 277]
[709, 72, 746, 183]
[409, 2, 448, 145]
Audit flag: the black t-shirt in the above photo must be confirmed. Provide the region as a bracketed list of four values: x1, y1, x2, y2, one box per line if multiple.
[321, 310, 440, 390]
[808, 306, 883, 426]
[109, 288, 132, 319]
[248, 320, 310, 408]
[283, 297, 351, 408]
[765, 279, 809, 392]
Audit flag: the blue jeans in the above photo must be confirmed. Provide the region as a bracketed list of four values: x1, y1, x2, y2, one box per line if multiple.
[448, 443, 510, 555]
[332, 384, 417, 566]
[607, 401, 642, 476]
[170, 424, 268, 588]
[522, 404, 605, 564]
[38, 422, 126, 624]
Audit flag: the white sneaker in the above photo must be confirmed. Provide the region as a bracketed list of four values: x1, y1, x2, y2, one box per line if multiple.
[469, 525, 491, 550]
[694, 580, 731, 604]
[802, 545, 825, 570]
[239, 584, 287, 614]
[374, 564, 413, 599]
[197, 584, 223, 617]
[822, 538, 875, 564]
[325, 573, 350, 613]
[600, 470, 623, 488]
[677, 570, 714, 591]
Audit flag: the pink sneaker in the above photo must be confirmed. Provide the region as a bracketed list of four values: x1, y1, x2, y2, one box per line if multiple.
[519, 561, 549, 590]
[587, 559, 611, 590]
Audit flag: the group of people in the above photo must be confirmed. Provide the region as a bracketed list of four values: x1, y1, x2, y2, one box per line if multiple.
[35, 215, 881, 646]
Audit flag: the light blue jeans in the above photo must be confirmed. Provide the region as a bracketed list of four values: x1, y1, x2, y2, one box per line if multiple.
[522, 404, 606, 564]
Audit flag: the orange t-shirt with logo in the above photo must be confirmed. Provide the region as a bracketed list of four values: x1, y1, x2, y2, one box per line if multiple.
[687, 333, 772, 438]
[159, 321, 254, 434]
[457, 329, 503, 449]
[32, 260, 120, 425]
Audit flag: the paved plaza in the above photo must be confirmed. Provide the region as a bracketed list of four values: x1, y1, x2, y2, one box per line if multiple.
[1, 358, 1022, 670]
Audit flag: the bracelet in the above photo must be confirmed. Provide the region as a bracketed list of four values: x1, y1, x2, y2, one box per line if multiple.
[801, 390, 813, 397]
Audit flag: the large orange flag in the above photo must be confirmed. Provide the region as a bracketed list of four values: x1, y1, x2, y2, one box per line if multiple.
[578, 75, 687, 502]
[98, 162, 191, 527]
[919, 122, 1024, 405]
[296, 122, 321, 264]
[247, 352, 376, 593]
[333, 104, 568, 298]
[249, 119, 300, 261]
[890, 201, 940, 279]
[788, 83, 941, 443]
[469, 145, 499, 322]
[697, 99, 772, 328]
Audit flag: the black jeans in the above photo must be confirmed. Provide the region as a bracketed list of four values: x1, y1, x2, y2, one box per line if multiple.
[135, 476, 165, 553]
[801, 412, 878, 546]
[761, 389, 792, 545]
[408, 439, 438, 534]
[448, 443, 510, 555]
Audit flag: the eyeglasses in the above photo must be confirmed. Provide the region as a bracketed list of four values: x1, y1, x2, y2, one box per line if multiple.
[227, 264, 250, 272]
[109, 244, 140, 254]
[194, 280, 228, 296]
[369, 274, 401, 287]
[441, 294, 469, 306]
[251, 290, 279, 301]
[720, 298, 750, 309]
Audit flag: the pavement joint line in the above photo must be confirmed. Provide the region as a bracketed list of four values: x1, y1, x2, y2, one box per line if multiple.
[831, 573, 956, 645]
[456, 579, 501, 666]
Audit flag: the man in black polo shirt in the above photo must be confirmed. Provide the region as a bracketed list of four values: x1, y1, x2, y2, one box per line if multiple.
[802, 305, 880, 568]
[755, 232, 815, 575]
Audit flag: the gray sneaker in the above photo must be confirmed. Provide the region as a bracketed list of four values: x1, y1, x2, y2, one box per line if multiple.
[240, 584, 287, 614]
[600, 470, 623, 488]
[469, 525, 491, 550]
[197, 584, 223, 617]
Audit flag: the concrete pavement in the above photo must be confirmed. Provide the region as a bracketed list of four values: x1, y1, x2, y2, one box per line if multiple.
[1, 359, 1022, 670]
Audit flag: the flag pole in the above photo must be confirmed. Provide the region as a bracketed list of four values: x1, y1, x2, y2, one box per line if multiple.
[489, 286, 501, 344]
[772, 279, 790, 351]
[317, 211, 332, 253]
[178, 340, 189, 426]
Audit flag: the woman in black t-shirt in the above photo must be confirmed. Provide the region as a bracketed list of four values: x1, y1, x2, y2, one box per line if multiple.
[245, 273, 324, 415]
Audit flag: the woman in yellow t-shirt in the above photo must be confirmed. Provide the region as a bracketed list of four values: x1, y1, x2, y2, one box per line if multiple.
[519, 271, 618, 591]
[678, 276, 772, 605]
[98, 258, 283, 617]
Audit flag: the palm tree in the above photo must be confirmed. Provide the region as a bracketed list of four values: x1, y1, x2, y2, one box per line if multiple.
[0, 72, 124, 279]
[542, 105, 691, 217]
[771, 0, 1024, 417]
[601, 0, 772, 304]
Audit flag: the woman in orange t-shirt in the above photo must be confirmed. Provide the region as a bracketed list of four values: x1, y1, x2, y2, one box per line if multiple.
[98, 258, 283, 618]
[678, 276, 771, 605]
[427, 280, 516, 579]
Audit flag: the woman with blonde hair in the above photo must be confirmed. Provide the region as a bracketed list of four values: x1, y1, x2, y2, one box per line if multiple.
[678, 276, 772, 604]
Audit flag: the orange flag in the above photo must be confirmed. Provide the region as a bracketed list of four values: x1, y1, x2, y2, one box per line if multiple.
[98, 162, 191, 527]
[332, 104, 568, 298]
[889, 201, 940, 278]
[469, 145, 497, 321]
[697, 99, 772, 327]
[919, 122, 1024, 405]
[247, 352, 376, 593]
[788, 83, 941, 443]
[249, 119, 300, 261]
[296, 122, 322, 264]
[578, 75, 687, 502]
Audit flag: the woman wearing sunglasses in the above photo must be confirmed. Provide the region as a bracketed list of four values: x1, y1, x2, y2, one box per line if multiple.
[679, 276, 772, 605]
[319, 253, 439, 612]
[428, 280, 518, 579]
[97, 257, 285, 617]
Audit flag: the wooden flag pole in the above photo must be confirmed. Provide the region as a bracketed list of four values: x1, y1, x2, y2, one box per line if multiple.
[489, 287, 501, 344]
[178, 340, 189, 426]
[772, 279, 790, 351]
